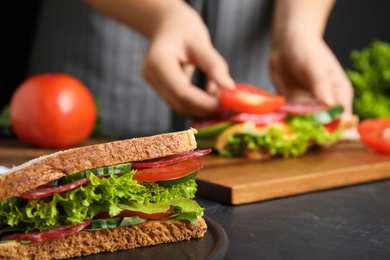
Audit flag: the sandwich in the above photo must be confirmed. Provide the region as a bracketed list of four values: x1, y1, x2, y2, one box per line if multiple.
[192, 83, 359, 159]
[0, 129, 210, 259]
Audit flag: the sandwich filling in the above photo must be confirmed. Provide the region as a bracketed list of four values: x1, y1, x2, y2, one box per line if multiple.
[0, 149, 211, 243]
[193, 103, 344, 158]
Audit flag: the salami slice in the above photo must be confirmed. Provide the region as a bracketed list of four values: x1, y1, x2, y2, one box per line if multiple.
[132, 149, 211, 168]
[228, 111, 287, 126]
[1, 220, 91, 242]
[19, 177, 91, 199]
[191, 114, 232, 129]
[192, 119, 220, 129]
[280, 102, 327, 115]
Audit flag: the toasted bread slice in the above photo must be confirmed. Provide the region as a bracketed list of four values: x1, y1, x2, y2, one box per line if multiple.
[340, 115, 360, 141]
[0, 129, 197, 201]
[0, 216, 207, 260]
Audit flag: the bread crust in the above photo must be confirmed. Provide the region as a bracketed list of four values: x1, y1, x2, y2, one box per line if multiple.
[0, 216, 207, 260]
[0, 129, 197, 201]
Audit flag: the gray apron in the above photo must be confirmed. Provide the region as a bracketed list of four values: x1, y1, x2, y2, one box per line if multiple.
[28, 0, 274, 138]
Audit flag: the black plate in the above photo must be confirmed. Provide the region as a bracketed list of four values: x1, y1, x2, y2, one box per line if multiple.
[75, 216, 228, 260]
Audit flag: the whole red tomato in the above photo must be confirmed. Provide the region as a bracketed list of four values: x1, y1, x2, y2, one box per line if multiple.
[10, 73, 97, 148]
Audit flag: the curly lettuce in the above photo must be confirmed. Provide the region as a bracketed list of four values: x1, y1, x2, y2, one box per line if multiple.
[220, 116, 342, 158]
[0, 172, 201, 233]
[345, 40, 390, 119]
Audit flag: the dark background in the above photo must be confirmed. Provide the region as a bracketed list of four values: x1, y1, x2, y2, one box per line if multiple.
[2, 0, 390, 111]
[324, 0, 390, 69]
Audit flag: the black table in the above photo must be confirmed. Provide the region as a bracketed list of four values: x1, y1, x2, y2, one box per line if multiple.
[196, 179, 390, 260]
[1, 139, 389, 259]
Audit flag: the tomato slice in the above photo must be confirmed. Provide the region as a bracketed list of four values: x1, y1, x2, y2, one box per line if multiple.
[228, 111, 287, 126]
[1, 220, 91, 242]
[358, 118, 390, 154]
[19, 177, 91, 199]
[132, 157, 203, 182]
[324, 118, 341, 133]
[132, 149, 211, 168]
[220, 83, 285, 114]
[94, 206, 175, 220]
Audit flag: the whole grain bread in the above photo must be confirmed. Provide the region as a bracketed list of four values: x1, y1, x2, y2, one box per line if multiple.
[0, 129, 197, 201]
[0, 216, 207, 260]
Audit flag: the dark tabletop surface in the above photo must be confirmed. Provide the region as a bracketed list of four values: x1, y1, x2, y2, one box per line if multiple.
[196, 179, 390, 260]
[1, 138, 389, 260]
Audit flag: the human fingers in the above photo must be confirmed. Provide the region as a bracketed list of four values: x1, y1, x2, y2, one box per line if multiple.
[270, 51, 317, 103]
[189, 41, 235, 91]
[332, 70, 354, 117]
[307, 52, 353, 116]
[183, 64, 196, 80]
[305, 67, 354, 118]
[310, 80, 336, 106]
[142, 50, 220, 117]
[205, 80, 220, 97]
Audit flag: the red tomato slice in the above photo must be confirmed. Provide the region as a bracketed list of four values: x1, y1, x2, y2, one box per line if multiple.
[279, 102, 327, 115]
[132, 149, 211, 168]
[94, 206, 175, 220]
[220, 83, 285, 114]
[132, 157, 203, 182]
[228, 111, 287, 126]
[358, 118, 390, 154]
[324, 118, 341, 133]
[1, 220, 91, 242]
[19, 177, 91, 199]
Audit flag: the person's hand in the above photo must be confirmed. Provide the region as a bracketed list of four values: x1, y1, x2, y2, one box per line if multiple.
[83, 0, 234, 118]
[270, 32, 353, 117]
[141, 2, 234, 117]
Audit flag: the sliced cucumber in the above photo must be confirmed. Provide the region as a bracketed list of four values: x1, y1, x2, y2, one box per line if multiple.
[196, 122, 234, 139]
[156, 171, 198, 187]
[85, 216, 147, 230]
[0, 240, 16, 244]
[85, 218, 122, 230]
[57, 163, 132, 185]
[311, 104, 344, 124]
[0, 226, 25, 236]
[289, 104, 344, 124]
[196, 138, 216, 150]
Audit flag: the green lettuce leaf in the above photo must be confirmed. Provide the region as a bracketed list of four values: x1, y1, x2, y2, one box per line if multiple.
[220, 117, 342, 158]
[83, 216, 147, 230]
[345, 40, 390, 119]
[0, 172, 200, 232]
[119, 216, 147, 227]
[119, 198, 204, 224]
[168, 198, 204, 223]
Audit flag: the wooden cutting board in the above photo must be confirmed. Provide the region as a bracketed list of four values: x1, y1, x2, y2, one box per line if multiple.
[196, 141, 390, 205]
